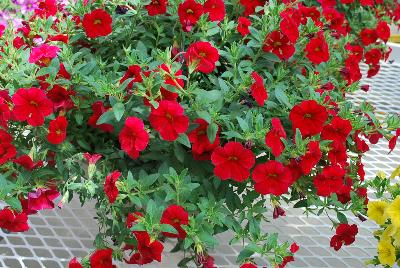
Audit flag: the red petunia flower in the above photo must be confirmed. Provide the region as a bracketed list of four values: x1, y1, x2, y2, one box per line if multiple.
[299, 141, 322, 175]
[313, 165, 345, 197]
[328, 141, 348, 165]
[299, 6, 320, 24]
[68, 257, 83, 268]
[0, 130, 17, 165]
[188, 119, 220, 160]
[360, 28, 377, 46]
[289, 100, 328, 137]
[204, 0, 225, 21]
[0, 96, 11, 129]
[83, 153, 102, 165]
[280, 8, 301, 43]
[273, 205, 286, 219]
[0, 208, 29, 232]
[265, 118, 286, 157]
[305, 33, 330, 64]
[28, 188, 60, 211]
[240, 0, 265, 16]
[160, 205, 189, 239]
[87, 101, 114, 133]
[237, 17, 251, 36]
[12, 87, 53, 127]
[250, 71, 268, 106]
[240, 263, 257, 268]
[13, 155, 43, 170]
[47, 116, 68, 145]
[389, 128, 400, 153]
[330, 224, 358, 251]
[120, 65, 144, 91]
[178, 0, 203, 32]
[149, 100, 189, 141]
[146, 0, 168, 16]
[367, 64, 380, 78]
[376, 21, 390, 43]
[46, 85, 75, 112]
[34, 0, 58, 18]
[125, 232, 164, 265]
[185, 41, 219, 73]
[252, 160, 292, 196]
[365, 48, 382, 65]
[211, 141, 255, 182]
[119, 117, 149, 159]
[90, 248, 116, 268]
[104, 171, 121, 204]
[278, 242, 300, 268]
[263, 31, 295, 61]
[29, 44, 60, 66]
[321, 116, 352, 143]
[82, 9, 113, 39]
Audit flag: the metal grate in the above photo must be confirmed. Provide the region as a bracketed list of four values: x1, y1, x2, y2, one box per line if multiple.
[1, 62, 399, 268]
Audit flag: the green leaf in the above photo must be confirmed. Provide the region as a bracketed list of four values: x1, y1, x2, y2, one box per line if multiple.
[207, 122, 218, 143]
[96, 110, 114, 125]
[113, 102, 125, 121]
[176, 134, 191, 148]
[5, 197, 22, 212]
[237, 249, 254, 263]
[237, 117, 250, 132]
[174, 143, 186, 163]
[160, 224, 178, 234]
[274, 86, 292, 108]
[337, 211, 348, 224]
[293, 199, 308, 208]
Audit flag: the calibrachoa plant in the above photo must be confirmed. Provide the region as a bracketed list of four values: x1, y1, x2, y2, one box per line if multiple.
[0, 0, 400, 267]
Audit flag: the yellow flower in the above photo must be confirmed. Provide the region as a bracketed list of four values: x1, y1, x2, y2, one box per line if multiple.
[377, 240, 396, 267]
[387, 196, 400, 228]
[390, 165, 400, 179]
[377, 171, 387, 179]
[368, 200, 389, 225]
[382, 225, 400, 247]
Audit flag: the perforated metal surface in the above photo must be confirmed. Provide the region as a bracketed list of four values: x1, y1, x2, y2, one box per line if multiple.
[0, 60, 399, 267]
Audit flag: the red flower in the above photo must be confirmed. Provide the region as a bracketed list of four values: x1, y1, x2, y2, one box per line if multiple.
[0, 96, 11, 129]
[149, 100, 189, 141]
[28, 188, 60, 211]
[330, 224, 358, 251]
[120, 65, 144, 91]
[83, 151, 101, 166]
[185, 41, 219, 73]
[237, 17, 251, 36]
[263, 31, 295, 60]
[12, 87, 53, 127]
[389, 128, 400, 153]
[46, 85, 75, 112]
[161, 205, 189, 239]
[367, 64, 380, 78]
[90, 248, 116, 268]
[204, 0, 225, 21]
[365, 48, 382, 65]
[299, 141, 322, 175]
[250, 71, 268, 106]
[376, 21, 390, 43]
[240, 0, 265, 16]
[299, 6, 320, 24]
[125, 232, 164, 265]
[188, 119, 220, 160]
[328, 141, 347, 165]
[178, 0, 203, 32]
[289, 100, 328, 137]
[13, 155, 43, 171]
[104, 171, 121, 204]
[34, 0, 58, 18]
[126, 212, 144, 229]
[119, 117, 149, 159]
[280, 9, 301, 43]
[211, 141, 255, 182]
[0, 208, 29, 232]
[273, 205, 286, 219]
[82, 9, 113, 39]
[87, 101, 114, 133]
[29, 44, 60, 66]
[68, 257, 83, 268]
[240, 264, 257, 268]
[265, 118, 286, 157]
[146, 0, 168, 16]
[313, 165, 345, 197]
[305, 33, 330, 64]
[47, 116, 68, 144]
[360, 28, 377, 46]
[252, 160, 292, 196]
[0, 141, 16, 166]
[321, 116, 352, 143]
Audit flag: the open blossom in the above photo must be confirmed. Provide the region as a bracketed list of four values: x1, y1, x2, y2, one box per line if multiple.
[0, 208, 29, 232]
[146, 0, 168, 16]
[0, 129, 17, 165]
[0, 96, 11, 128]
[321, 116, 352, 143]
[265, 118, 286, 157]
[82, 9, 113, 39]
[124, 232, 164, 265]
[237, 17, 251, 36]
[119, 117, 149, 159]
[250, 71, 268, 106]
[34, 0, 58, 18]
[240, 0, 265, 16]
[313, 165, 345, 197]
[330, 224, 358, 251]
[252, 160, 293, 196]
[90, 248, 116, 268]
[178, 0, 203, 32]
[104, 171, 121, 204]
[211, 141, 255, 182]
[46, 85, 75, 112]
[185, 41, 219, 73]
[12, 87, 53, 127]
[188, 119, 220, 160]
[204, 0, 225, 21]
[149, 100, 189, 141]
[263, 31, 295, 60]
[305, 33, 330, 64]
[68, 257, 83, 268]
[160, 205, 189, 239]
[120, 65, 144, 90]
[360, 28, 377, 46]
[289, 100, 328, 137]
[29, 44, 60, 66]
[47, 116, 68, 144]
[299, 141, 322, 175]
[13, 155, 43, 170]
[28, 188, 60, 211]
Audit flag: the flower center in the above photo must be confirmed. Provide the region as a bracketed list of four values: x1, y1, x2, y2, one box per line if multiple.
[173, 218, 180, 223]
[30, 100, 38, 107]
[165, 113, 173, 120]
[94, 19, 102, 25]
[274, 41, 281, 47]
[42, 58, 51, 66]
[56, 129, 62, 135]
[186, 9, 194, 14]
[229, 156, 238, 161]
[199, 52, 206, 57]
[315, 47, 321, 52]
[304, 113, 312, 118]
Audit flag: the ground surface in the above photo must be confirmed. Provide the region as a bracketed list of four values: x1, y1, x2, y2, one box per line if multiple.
[0, 62, 399, 268]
